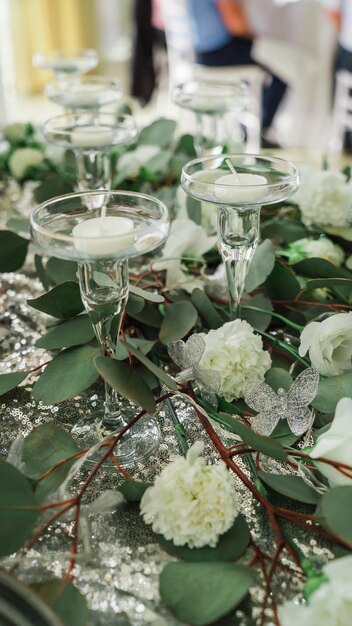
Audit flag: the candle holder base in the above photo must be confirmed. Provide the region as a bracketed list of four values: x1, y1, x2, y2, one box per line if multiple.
[71, 411, 161, 466]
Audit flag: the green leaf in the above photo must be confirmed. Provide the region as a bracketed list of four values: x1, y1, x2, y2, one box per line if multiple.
[28, 282, 83, 320]
[22, 424, 80, 499]
[127, 302, 162, 328]
[35, 315, 95, 349]
[191, 288, 224, 329]
[306, 277, 352, 291]
[176, 134, 197, 157]
[129, 284, 164, 303]
[121, 340, 178, 390]
[265, 260, 301, 300]
[126, 293, 145, 315]
[294, 258, 352, 280]
[245, 239, 275, 293]
[265, 368, 293, 392]
[159, 562, 253, 626]
[34, 254, 52, 290]
[0, 460, 39, 556]
[95, 356, 156, 413]
[0, 230, 29, 272]
[46, 258, 78, 284]
[6, 217, 30, 234]
[157, 514, 250, 562]
[313, 373, 352, 413]
[258, 471, 320, 504]
[223, 418, 287, 461]
[32, 579, 88, 626]
[33, 345, 99, 404]
[242, 293, 273, 331]
[159, 301, 198, 344]
[261, 217, 308, 244]
[187, 195, 202, 224]
[138, 118, 176, 147]
[321, 486, 352, 544]
[0, 371, 29, 396]
[118, 480, 151, 501]
[33, 174, 75, 203]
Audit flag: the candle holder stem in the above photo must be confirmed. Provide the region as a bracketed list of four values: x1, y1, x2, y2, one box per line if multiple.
[75, 150, 111, 193]
[217, 206, 260, 319]
[194, 112, 222, 157]
[77, 259, 132, 434]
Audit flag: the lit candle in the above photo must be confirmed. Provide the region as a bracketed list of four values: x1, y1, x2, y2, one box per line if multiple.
[72, 216, 135, 256]
[71, 126, 114, 148]
[215, 172, 267, 203]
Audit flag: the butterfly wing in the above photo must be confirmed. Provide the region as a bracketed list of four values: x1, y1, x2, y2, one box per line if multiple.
[195, 366, 220, 393]
[287, 406, 313, 436]
[287, 368, 319, 407]
[183, 334, 206, 369]
[251, 412, 281, 437]
[244, 381, 281, 414]
[168, 340, 186, 368]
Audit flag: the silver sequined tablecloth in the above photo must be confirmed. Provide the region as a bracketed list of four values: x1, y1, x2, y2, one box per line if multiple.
[0, 271, 333, 626]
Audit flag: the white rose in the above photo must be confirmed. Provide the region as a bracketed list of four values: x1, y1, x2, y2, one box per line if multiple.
[199, 319, 271, 401]
[9, 148, 44, 180]
[154, 217, 216, 293]
[299, 313, 352, 376]
[140, 441, 238, 548]
[308, 397, 352, 486]
[294, 170, 352, 228]
[285, 236, 345, 266]
[280, 555, 352, 626]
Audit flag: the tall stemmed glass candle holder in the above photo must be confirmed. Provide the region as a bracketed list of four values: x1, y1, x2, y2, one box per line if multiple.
[31, 190, 169, 462]
[172, 80, 247, 156]
[33, 49, 98, 78]
[43, 113, 137, 200]
[45, 76, 122, 112]
[181, 155, 299, 318]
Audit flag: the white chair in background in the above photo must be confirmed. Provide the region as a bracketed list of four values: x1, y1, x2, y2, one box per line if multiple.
[329, 70, 352, 154]
[159, 0, 265, 152]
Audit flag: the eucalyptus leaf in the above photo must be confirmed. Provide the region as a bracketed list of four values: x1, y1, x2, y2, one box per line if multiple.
[265, 368, 293, 392]
[321, 486, 352, 544]
[127, 302, 162, 328]
[0, 371, 29, 396]
[261, 217, 308, 244]
[313, 373, 352, 413]
[258, 471, 320, 504]
[46, 258, 78, 284]
[265, 260, 301, 300]
[222, 418, 287, 461]
[242, 293, 273, 331]
[32, 579, 88, 626]
[176, 134, 197, 157]
[245, 239, 275, 293]
[159, 301, 198, 344]
[138, 118, 176, 147]
[35, 254, 52, 290]
[95, 356, 156, 413]
[28, 282, 83, 320]
[22, 424, 80, 499]
[118, 480, 151, 501]
[159, 562, 253, 626]
[121, 340, 178, 390]
[33, 174, 75, 203]
[35, 315, 95, 349]
[157, 514, 250, 562]
[191, 288, 224, 329]
[126, 293, 145, 315]
[33, 345, 99, 404]
[0, 230, 29, 272]
[129, 284, 164, 303]
[0, 459, 39, 557]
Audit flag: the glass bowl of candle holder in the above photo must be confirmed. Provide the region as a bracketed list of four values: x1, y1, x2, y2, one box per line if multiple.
[33, 48, 99, 77]
[30, 190, 170, 464]
[43, 112, 137, 201]
[45, 75, 122, 112]
[181, 154, 299, 318]
[172, 79, 247, 156]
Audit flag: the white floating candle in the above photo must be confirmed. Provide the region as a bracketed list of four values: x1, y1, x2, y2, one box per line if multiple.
[71, 126, 114, 148]
[61, 87, 101, 107]
[215, 173, 267, 203]
[72, 216, 135, 256]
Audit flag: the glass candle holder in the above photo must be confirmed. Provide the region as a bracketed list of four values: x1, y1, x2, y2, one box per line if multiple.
[172, 79, 247, 156]
[31, 190, 170, 463]
[43, 112, 137, 201]
[33, 49, 99, 77]
[45, 75, 122, 112]
[181, 154, 299, 318]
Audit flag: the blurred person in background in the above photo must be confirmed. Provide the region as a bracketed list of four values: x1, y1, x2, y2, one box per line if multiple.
[187, 0, 287, 147]
[323, 0, 352, 152]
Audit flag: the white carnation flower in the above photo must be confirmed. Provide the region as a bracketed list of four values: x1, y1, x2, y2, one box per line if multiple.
[284, 236, 345, 266]
[199, 319, 271, 401]
[154, 217, 216, 293]
[140, 441, 238, 548]
[280, 555, 352, 626]
[294, 170, 352, 228]
[9, 148, 44, 180]
[299, 312, 352, 376]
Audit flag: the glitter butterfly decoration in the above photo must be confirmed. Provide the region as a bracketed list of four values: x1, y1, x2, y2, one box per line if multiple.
[244, 368, 319, 437]
[168, 334, 220, 393]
